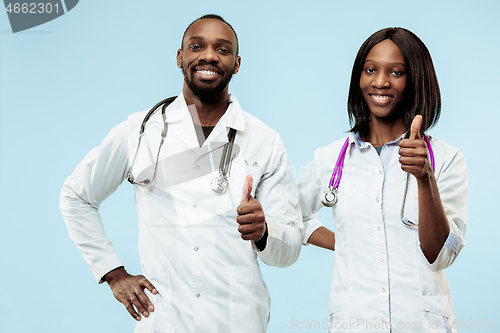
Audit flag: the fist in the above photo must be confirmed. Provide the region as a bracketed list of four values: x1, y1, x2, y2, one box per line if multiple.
[236, 175, 267, 242]
[398, 115, 432, 178]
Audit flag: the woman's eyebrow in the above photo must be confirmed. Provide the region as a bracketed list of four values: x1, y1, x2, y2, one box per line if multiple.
[364, 59, 405, 66]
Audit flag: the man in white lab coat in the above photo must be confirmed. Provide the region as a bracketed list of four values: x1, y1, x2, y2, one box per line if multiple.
[60, 14, 303, 333]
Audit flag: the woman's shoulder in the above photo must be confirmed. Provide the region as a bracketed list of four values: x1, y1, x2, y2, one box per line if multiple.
[427, 135, 464, 157]
[312, 135, 351, 159]
[426, 135, 467, 174]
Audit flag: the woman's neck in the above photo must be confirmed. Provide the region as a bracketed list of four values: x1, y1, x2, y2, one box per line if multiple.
[362, 117, 406, 146]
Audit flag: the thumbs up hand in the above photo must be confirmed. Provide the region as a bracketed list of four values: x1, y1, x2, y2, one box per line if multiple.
[236, 175, 268, 246]
[398, 115, 433, 178]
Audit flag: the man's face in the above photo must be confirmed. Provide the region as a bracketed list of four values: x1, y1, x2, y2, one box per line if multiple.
[177, 19, 241, 103]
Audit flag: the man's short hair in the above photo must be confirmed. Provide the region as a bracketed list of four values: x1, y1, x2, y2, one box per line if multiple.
[181, 14, 239, 55]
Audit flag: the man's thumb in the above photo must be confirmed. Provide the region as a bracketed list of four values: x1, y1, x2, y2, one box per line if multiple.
[410, 115, 422, 140]
[241, 175, 253, 203]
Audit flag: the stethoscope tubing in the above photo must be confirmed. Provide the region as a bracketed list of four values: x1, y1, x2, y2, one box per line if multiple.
[128, 97, 237, 193]
[323, 133, 436, 227]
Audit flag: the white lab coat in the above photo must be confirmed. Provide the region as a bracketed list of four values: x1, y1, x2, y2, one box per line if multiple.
[60, 93, 304, 333]
[298, 132, 467, 333]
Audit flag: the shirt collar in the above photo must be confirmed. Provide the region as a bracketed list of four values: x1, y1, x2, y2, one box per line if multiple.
[349, 131, 405, 154]
[165, 92, 246, 132]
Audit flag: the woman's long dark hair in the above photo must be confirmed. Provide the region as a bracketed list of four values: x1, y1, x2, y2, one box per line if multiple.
[348, 28, 441, 137]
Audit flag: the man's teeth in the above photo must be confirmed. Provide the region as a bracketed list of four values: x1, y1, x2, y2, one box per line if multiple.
[372, 95, 390, 102]
[197, 70, 217, 75]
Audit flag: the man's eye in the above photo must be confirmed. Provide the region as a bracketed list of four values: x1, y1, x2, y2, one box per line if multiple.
[190, 45, 201, 50]
[217, 48, 229, 53]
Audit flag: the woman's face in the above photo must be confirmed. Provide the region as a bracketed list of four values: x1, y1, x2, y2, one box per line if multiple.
[360, 39, 407, 121]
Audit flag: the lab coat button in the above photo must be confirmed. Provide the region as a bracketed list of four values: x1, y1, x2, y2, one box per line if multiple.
[377, 227, 381, 231]
[196, 165, 200, 169]
[379, 170, 383, 175]
[194, 247, 199, 251]
[382, 288, 386, 292]
[193, 204, 197, 208]
[376, 198, 380, 202]
[380, 258, 384, 262]
[196, 293, 201, 298]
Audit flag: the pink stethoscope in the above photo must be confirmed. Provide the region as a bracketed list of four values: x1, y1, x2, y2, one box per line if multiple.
[321, 135, 435, 227]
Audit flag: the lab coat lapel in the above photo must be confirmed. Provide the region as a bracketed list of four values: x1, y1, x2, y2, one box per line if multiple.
[201, 94, 246, 155]
[172, 111, 199, 151]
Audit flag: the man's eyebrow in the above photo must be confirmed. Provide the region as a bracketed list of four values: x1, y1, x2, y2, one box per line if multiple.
[188, 36, 233, 46]
[217, 38, 233, 45]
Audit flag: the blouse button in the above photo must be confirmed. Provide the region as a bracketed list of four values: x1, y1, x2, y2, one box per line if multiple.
[193, 204, 197, 208]
[196, 293, 201, 298]
[377, 227, 381, 231]
[382, 288, 386, 292]
[380, 258, 384, 262]
[194, 247, 199, 251]
[376, 198, 380, 202]
[196, 165, 200, 169]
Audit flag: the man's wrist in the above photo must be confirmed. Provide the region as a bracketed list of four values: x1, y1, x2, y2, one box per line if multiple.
[254, 224, 268, 251]
[103, 266, 126, 283]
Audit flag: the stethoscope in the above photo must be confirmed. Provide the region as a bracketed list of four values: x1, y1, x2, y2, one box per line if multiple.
[321, 135, 435, 227]
[127, 97, 237, 194]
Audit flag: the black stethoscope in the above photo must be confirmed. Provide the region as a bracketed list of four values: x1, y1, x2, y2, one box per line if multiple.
[127, 97, 236, 194]
[321, 135, 435, 227]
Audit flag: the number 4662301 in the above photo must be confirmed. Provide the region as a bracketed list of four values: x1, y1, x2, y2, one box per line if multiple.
[5, 3, 60, 14]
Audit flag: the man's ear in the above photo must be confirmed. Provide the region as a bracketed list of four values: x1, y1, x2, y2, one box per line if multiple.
[232, 56, 241, 74]
[176, 49, 183, 68]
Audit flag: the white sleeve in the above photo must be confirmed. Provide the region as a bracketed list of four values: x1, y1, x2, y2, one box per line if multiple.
[251, 136, 304, 267]
[420, 148, 468, 271]
[60, 120, 130, 283]
[297, 147, 327, 244]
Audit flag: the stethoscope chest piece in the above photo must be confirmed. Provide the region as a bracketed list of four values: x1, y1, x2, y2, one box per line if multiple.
[211, 176, 229, 194]
[321, 186, 338, 207]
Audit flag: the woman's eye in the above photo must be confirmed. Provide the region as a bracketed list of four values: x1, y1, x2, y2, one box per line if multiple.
[391, 70, 404, 76]
[365, 68, 375, 74]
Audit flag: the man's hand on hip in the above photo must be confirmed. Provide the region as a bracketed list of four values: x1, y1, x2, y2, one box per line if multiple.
[104, 267, 158, 321]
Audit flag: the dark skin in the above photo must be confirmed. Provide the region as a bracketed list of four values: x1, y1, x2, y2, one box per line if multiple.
[103, 19, 267, 321]
[176, 19, 241, 126]
[309, 40, 449, 263]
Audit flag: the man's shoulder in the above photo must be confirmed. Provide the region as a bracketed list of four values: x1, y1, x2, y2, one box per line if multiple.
[241, 111, 279, 137]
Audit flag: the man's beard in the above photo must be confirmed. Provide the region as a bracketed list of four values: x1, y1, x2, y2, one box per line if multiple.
[182, 65, 233, 104]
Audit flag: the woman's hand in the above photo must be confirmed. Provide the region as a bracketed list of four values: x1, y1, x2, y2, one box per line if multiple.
[398, 115, 432, 178]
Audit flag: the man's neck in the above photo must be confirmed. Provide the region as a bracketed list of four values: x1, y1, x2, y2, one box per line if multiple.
[183, 86, 230, 127]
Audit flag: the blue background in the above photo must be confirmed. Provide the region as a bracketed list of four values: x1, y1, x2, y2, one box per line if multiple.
[1, 0, 499, 332]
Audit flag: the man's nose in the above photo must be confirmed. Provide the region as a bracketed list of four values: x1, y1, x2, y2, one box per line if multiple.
[198, 48, 219, 63]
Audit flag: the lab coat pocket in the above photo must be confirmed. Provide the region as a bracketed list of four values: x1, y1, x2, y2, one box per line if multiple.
[328, 293, 349, 333]
[228, 265, 270, 333]
[423, 294, 456, 333]
[136, 262, 174, 333]
[134, 291, 173, 333]
[216, 164, 262, 217]
[141, 261, 173, 305]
